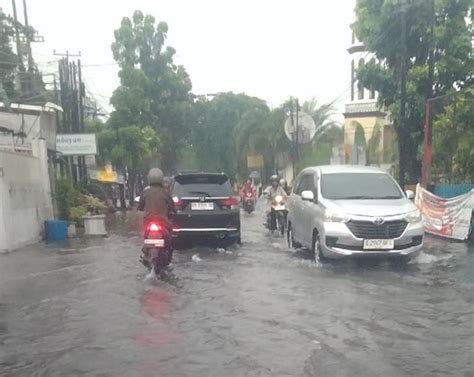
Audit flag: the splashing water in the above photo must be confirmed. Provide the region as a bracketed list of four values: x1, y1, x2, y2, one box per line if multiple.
[413, 251, 453, 264]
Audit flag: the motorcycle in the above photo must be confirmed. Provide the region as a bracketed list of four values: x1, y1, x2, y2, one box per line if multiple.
[140, 218, 172, 274]
[242, 192, 255, 214]
[267, 195, 287, 236]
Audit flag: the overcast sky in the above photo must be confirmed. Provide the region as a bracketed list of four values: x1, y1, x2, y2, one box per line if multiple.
[4, 0, 356, 116]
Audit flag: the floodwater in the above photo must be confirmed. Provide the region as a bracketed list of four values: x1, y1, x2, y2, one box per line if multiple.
[0, 205, 473, 377]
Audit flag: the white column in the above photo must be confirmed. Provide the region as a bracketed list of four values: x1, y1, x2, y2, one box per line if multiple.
[0, 153, 8, 252]
[32, 139, 54, 221]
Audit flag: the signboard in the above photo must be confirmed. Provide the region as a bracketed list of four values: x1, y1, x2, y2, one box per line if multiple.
[415, 184, 473, 240]
[247, 155, 264, 168]
[56, 134, 97, 155]
[89, 168, 125, 184]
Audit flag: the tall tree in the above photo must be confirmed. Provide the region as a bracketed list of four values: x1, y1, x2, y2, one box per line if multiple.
[190, 92, 269, 179]
[355, 0, 473, 184]
[296, 99, 343, 172]
[432, 87, 474, 182]
[0, 9, 19, 105]
[110, 10, 192, 173]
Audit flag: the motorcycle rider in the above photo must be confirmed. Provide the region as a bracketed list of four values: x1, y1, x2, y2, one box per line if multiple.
[137, 168, 175, 253]
[279, 178, 290, 195]
[240, 179, 256, 201]
[266, 175, 287, 230]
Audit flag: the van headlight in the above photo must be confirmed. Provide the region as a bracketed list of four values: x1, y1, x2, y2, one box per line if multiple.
[405, 210, 422, 223]
[324, 209, 350, 223]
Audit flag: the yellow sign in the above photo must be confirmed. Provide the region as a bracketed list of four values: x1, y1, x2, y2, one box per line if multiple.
[247, 155, 264, 168]
[96, 166, 118, 183]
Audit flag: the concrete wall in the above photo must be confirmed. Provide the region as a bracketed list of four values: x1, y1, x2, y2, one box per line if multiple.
[0, 140, 53, 252]
[0, 108, 57, 150]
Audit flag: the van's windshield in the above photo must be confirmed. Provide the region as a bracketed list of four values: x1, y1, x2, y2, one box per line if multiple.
[321, 173, 403, 200]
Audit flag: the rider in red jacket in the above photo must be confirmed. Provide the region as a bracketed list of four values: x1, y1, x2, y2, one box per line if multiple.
[240, 179, 256, 202]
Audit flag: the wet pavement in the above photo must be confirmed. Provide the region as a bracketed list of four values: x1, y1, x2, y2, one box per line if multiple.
[0, 204, 473, 377]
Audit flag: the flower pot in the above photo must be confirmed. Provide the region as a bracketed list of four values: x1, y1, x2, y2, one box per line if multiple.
[83, 214, 107, 236]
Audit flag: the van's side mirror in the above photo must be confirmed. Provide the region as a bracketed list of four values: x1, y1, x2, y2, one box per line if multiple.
[406, 190, 414, 200]
[301, 190, 315, 202]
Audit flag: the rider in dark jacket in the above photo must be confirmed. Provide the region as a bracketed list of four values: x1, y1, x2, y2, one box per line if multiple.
[138, 168, 175, 244]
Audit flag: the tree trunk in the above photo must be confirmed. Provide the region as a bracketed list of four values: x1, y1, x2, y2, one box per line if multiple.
[128, 172, 136, 205]
[398, 128, 407, 189]
[119, 184, 126, 210]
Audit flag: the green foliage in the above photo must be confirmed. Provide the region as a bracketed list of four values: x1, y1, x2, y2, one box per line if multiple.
[78, 194, 107, 215]
[55, 178, 79, 221]
[0, 9, 19, 105]
[190, 93, 269, 179]
[110, 10, 192, 173]
[353, 122, 366, 147]
[55, 178, 107, 221]
[187, 93, 342, 180]
[367, 121, 382, 164]
[354, 0, 473, 182]
[96, 125, 160, 175]
[76, 180, 108, 201]
[68, 206, 87, 224]
[432, 88, 474, 182]
[296, 143, 332, 173]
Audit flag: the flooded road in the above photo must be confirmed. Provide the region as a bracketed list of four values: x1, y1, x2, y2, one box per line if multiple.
[0, 206, 473, 377]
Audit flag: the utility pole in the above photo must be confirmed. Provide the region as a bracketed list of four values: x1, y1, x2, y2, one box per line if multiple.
[10, 0, 23, 71]
[295, 98, 299, 163]
[421, 0, 435, 188]
[289, 97, 296, 180]
[55, 52, 87, 183]
[77, 59, 87, 181]
[398, 0, 408, 189]
[22, 0, 33, 72]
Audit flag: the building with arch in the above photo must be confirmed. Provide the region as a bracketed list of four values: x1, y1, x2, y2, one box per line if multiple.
[344, 26, 396, 168]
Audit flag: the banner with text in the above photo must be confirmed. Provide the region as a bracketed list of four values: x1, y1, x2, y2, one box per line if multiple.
[415, 184, 474, 240]
[56, 134, 97, 156]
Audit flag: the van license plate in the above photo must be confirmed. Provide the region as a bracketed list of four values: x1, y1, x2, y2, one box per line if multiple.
[363, 239, 394, 250]
[191, 202, 214, 210]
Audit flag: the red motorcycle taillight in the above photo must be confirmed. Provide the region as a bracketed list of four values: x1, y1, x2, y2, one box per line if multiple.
[148, 223, 161, 232]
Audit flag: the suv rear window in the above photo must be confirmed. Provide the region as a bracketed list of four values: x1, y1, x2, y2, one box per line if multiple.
[173, 174, 232, 197]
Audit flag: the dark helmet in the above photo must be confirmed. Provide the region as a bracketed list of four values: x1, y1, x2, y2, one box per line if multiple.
[270, 174, 279, 182]
[147, 168, 164, 185]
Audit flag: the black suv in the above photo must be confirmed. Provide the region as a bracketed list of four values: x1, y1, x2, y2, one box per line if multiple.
[170, 172, 241, 245]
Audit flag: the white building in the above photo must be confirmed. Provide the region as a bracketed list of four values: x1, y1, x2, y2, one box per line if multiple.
[0, 102, 61, 252]
[344, 27, 395, 167]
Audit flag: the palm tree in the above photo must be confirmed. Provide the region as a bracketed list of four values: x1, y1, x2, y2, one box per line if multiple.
[301, 97, 341, 141]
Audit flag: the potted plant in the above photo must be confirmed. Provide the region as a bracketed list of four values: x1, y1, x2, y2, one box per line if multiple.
[79, 194, 108, 236]
[68, 206, 87, 237]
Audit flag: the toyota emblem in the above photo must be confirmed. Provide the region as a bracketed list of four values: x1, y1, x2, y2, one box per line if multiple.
[373, 217, 385, 225]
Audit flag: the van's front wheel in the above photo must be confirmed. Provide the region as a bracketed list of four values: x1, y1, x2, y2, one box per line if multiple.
[287, 224, 301, 249]
[312, 232, 325, 262]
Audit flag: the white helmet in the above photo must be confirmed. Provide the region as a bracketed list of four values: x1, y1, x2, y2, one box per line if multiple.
[148, 168, 164, 185]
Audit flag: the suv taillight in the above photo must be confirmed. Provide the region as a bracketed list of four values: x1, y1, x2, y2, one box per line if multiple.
[173, 196, 184, 209]
[219, 197, 238, 209]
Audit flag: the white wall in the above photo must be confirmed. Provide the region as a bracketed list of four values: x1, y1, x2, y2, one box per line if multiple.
[0, 140, 53, 252]
[0, 107, 57, 150]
